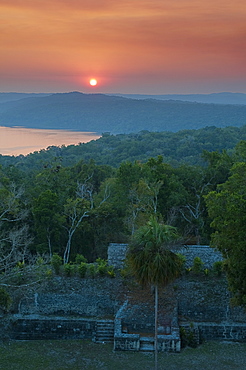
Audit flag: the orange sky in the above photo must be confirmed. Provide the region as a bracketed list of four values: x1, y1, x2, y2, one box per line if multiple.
[1, 0, 246, 94]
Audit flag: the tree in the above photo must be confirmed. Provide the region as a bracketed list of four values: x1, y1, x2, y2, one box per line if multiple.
[205, 162, 246, 306]
[174, 165, 212, 244]
[0, 182, 31, 273]
[63, 198, 89, 264]
[32, 190, 63, 256]
[126, 179, 163, 235]
[127, 216, 181, 370]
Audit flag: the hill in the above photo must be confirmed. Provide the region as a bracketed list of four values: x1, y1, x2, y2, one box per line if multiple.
[112, 92, 246, 105]
[0, 92, 51, 103]
[0, 92, 246, 134]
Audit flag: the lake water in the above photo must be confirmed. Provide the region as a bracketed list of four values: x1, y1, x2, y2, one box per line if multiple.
[0, 126, 101, 156]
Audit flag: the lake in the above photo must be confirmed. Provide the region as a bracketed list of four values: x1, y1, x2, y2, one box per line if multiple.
[0, 126, 101, 156]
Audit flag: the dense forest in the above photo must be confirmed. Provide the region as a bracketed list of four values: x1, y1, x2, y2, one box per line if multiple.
[2, 125, 246, 170]
[1, 126, 246, 305]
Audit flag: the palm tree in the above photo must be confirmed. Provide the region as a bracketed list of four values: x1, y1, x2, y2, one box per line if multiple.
[127, 215, 182, 370]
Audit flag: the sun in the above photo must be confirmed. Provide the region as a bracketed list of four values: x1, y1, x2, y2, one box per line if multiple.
[89, 78, 98, 86]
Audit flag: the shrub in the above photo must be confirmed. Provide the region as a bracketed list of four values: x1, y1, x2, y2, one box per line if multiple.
[63, 263, 74, 277]
[89, 264, 96, 278]
[203, 268, 209, 276]
[185, 267, 192, 274]
[75, 254, 87, 264]
[36, 256, 45, 266]
[16, 261, 25, 269]
[176, 253, 186, 273]
[107, 270, 115, 278]
[96, 258, 107, 266]
[45, 269, 53, 279]
[96, 258, 108, 276]
[192, 257, 204, 274]
[51, 254, 62, 275]
[0, 287, 12, 312]
[98, 264, 108, 276]
[78, 262, 87, 278]
[120, 267, 131, 279]
[107, 266, 115, 278]
[213, 261, 223, 276]
[180, 324, 198, 348]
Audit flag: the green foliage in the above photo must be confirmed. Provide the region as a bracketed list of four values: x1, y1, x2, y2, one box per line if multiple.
[192, 257, 204, 274]
[107, 267, 115, 278]
[3, 124, 246, 292]
[97, 264, 108, 276]
[185, 267, 192, 274]
[75, 254, 87, 264]
[78, 262, 87, 278]
[119, 267, 131, 279]
[212, 261, 223, 277]
[51, 254, 62, 275]
[3, 120, 246, 170]
[89, 264, 96, 278]
[32, 189, 64, 255]
[128, 215, 182, 287]
[45, 269, 53, 279]
[63, 263, 74, 277]
[16, 261, 25, 269]
[96, 258, 107, 266]
[180, 325, 198, 348]
[176, 253, 186, 273]
[206, 162, 246, 306]
[0, 287, 12, 311]
[203, 268, 209, 276]
[36, 256, 45, 266]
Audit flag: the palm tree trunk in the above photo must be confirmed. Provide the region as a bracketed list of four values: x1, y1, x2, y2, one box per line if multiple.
[154, 284, 158, 370]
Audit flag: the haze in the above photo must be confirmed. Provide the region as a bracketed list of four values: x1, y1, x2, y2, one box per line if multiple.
[1, 0, 246, 94]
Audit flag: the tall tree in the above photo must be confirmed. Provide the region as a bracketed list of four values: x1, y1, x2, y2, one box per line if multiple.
[32, 190, 63, 256]
[205, 162, 246, 306]
[0, 181, 31, 273]
[127, 216, 181, 370]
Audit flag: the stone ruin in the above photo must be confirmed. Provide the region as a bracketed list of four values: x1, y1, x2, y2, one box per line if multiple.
[1, 243, 246, 352]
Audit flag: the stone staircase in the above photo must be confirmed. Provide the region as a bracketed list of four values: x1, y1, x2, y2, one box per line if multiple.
[139, 336, 155, 351]
[95, 320, 114, 343]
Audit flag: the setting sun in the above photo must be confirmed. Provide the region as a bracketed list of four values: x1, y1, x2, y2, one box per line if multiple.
[90, 78, 98, 86]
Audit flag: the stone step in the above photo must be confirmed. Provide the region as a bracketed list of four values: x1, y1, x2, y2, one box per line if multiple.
[95, 320, 115, 343]
[140, 337, 155, 351]
[140, 344, 154, 351]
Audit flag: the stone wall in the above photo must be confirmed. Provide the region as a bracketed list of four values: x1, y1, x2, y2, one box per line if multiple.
[176, 276, 246, 323]
[108, 243, 223, 269]
[10, 316, 96, 341]
[108, 243, 128, 268]
[179, 245, 223, 268]
[13, 276, 124, 318]
[19, 292, 115, 317]
[114, 317, 181, 352]
[198, 323, 246, 342]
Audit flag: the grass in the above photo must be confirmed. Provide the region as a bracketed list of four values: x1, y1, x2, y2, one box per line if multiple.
[0, 340, 246, 370]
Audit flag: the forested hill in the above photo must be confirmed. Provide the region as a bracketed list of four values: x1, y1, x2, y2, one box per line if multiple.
[0, 91, 246, 134]
[112, 92, 246, 105]
[1, 125, 246, 169]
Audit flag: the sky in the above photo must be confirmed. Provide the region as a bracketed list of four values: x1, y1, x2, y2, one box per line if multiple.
[1, 0, 246, 94]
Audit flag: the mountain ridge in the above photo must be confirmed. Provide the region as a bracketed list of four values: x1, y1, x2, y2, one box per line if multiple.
[0, 91, 246, 134]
